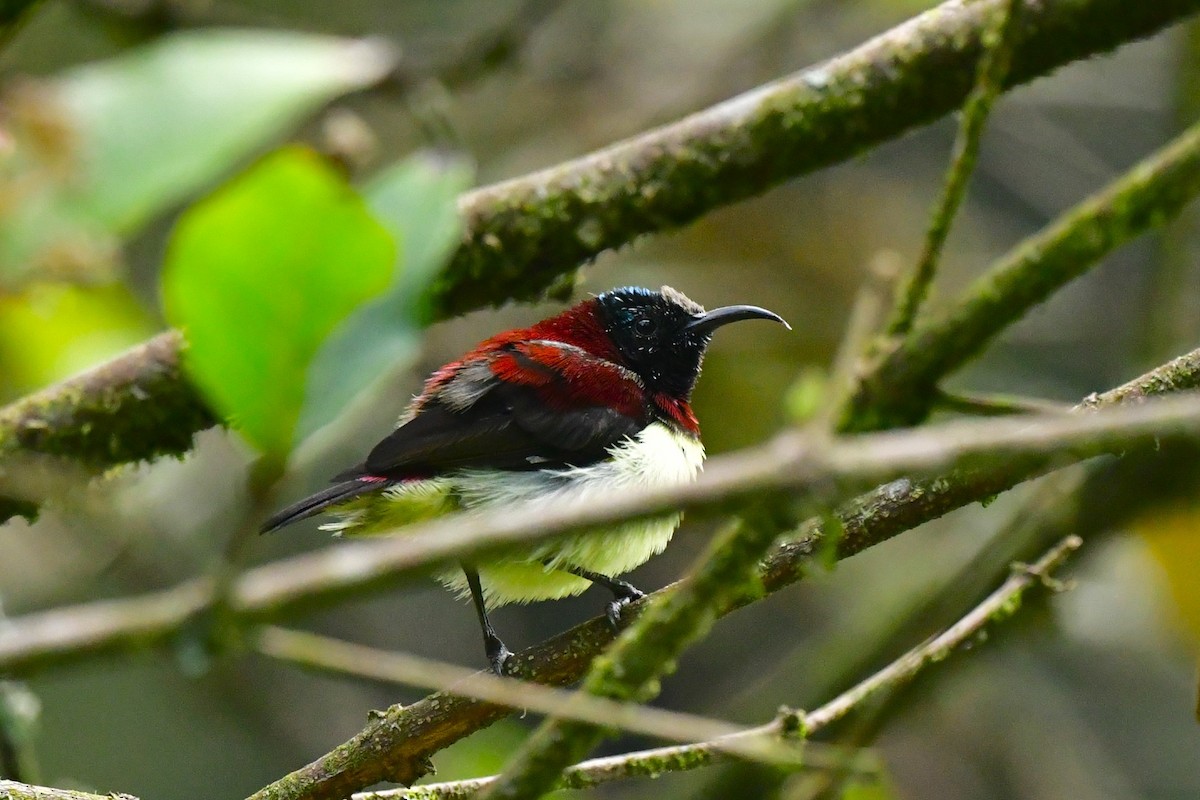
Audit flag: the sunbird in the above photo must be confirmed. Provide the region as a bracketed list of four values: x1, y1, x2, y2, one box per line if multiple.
[262, 286, 788, 671]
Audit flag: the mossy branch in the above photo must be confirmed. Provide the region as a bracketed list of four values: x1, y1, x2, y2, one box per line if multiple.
[3, 0, 1198, 523]
[360, 535, 1079, 800]
[434, 0, 1200, 317]
[844, 118, 1200, 431]
[885, 0, 1022, 337]
[0, 347, 1192, 800]
[0, 332, 214, 522]
[0, 781, 131, 800]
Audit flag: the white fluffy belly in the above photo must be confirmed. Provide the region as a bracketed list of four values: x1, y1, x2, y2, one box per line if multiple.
[441, 421, 705, 605]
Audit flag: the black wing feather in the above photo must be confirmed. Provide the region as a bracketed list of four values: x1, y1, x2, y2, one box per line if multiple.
[361, 381, 643, 478]
[268, 355, 646, 533]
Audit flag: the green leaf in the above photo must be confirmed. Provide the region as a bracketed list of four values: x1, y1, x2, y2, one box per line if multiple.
[295, 151, 474, 444]
[0, 30, 395, 286]
[162, 147, 394, 461]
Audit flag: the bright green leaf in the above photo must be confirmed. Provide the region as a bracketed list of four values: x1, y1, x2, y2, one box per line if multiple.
[295, 151, 473, 444]
[0, 30, 394, 286]
[162, 147, 394, 461]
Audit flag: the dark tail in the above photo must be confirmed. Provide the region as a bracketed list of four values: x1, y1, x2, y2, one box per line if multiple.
[259, 478, 391, 533]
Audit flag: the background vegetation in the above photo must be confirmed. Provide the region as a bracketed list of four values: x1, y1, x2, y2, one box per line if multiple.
[2, 1, 1200, 799]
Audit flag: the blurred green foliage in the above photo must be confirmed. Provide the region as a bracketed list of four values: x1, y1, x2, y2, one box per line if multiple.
[0, 30, 394, 288]
[162, 146, 395, 461]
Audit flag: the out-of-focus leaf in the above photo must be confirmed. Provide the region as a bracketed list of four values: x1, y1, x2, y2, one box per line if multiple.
[784, 365, 829, 423]
[162, 147, 394, 462]
[0, 30, 395, 287]
[0, 282, 156, 401]
[1137, 505, 1200, 647]
[60, 30, 394, 229]
[840, 772, 899, 800]
[294, 151, 473, 444]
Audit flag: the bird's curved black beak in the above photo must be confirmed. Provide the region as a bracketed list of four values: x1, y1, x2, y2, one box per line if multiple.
[685, 305, 791, 337]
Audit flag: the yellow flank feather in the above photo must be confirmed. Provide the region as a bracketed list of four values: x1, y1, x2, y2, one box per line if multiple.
[326, 422, 705, 605]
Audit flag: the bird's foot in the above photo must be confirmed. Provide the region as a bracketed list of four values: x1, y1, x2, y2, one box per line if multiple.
[605, 586, 646, 630]
[486, 635, 513, 675]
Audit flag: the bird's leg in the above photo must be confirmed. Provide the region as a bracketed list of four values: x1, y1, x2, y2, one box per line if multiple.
[462, 564, 511, 674]
[563, 565, 646, 628]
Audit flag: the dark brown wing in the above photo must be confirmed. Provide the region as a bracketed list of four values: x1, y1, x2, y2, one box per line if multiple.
[345, 364, 646, 480]
[265, 348, 648, 533]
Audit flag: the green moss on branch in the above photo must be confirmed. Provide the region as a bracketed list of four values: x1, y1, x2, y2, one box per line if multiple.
[0, 780, 130, 800]
[435, 0, 1200, 317]
[0, 332, 215, 520]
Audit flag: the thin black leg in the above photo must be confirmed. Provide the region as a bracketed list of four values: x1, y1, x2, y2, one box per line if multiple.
[564, 565, 646, 628]
[463, 564, 511, 674]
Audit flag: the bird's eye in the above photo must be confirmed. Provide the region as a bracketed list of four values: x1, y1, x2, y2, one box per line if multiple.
[634, 317, 656, 336]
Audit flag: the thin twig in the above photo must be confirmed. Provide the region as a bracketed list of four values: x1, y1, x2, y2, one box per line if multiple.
[358, 536, 1080, 800]
[805, 535, 1080, 730]
[253, 626, 818, 770]
[934, 389, 1075, 417]
[360, 737, 877, 800]
[886, 0, 1023, 337]
[809, 251, 903, 433]
[777, 530, 1084, 800]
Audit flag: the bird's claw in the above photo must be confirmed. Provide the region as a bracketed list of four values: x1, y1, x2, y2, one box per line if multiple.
[605, 588, 646, 630]
[487, 637, 513, 675]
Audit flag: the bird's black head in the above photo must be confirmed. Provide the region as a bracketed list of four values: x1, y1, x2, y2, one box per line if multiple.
[595, 286, 788, 399]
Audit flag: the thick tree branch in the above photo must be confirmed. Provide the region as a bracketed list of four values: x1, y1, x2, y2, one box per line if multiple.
[0, 332, 214, 522]
[433, 0, 1200, 317]
[0, 781, 131, 800]
[2, 0, 1197, 524]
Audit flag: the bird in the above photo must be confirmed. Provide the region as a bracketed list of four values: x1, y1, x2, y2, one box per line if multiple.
[261, 285, 788, 672]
